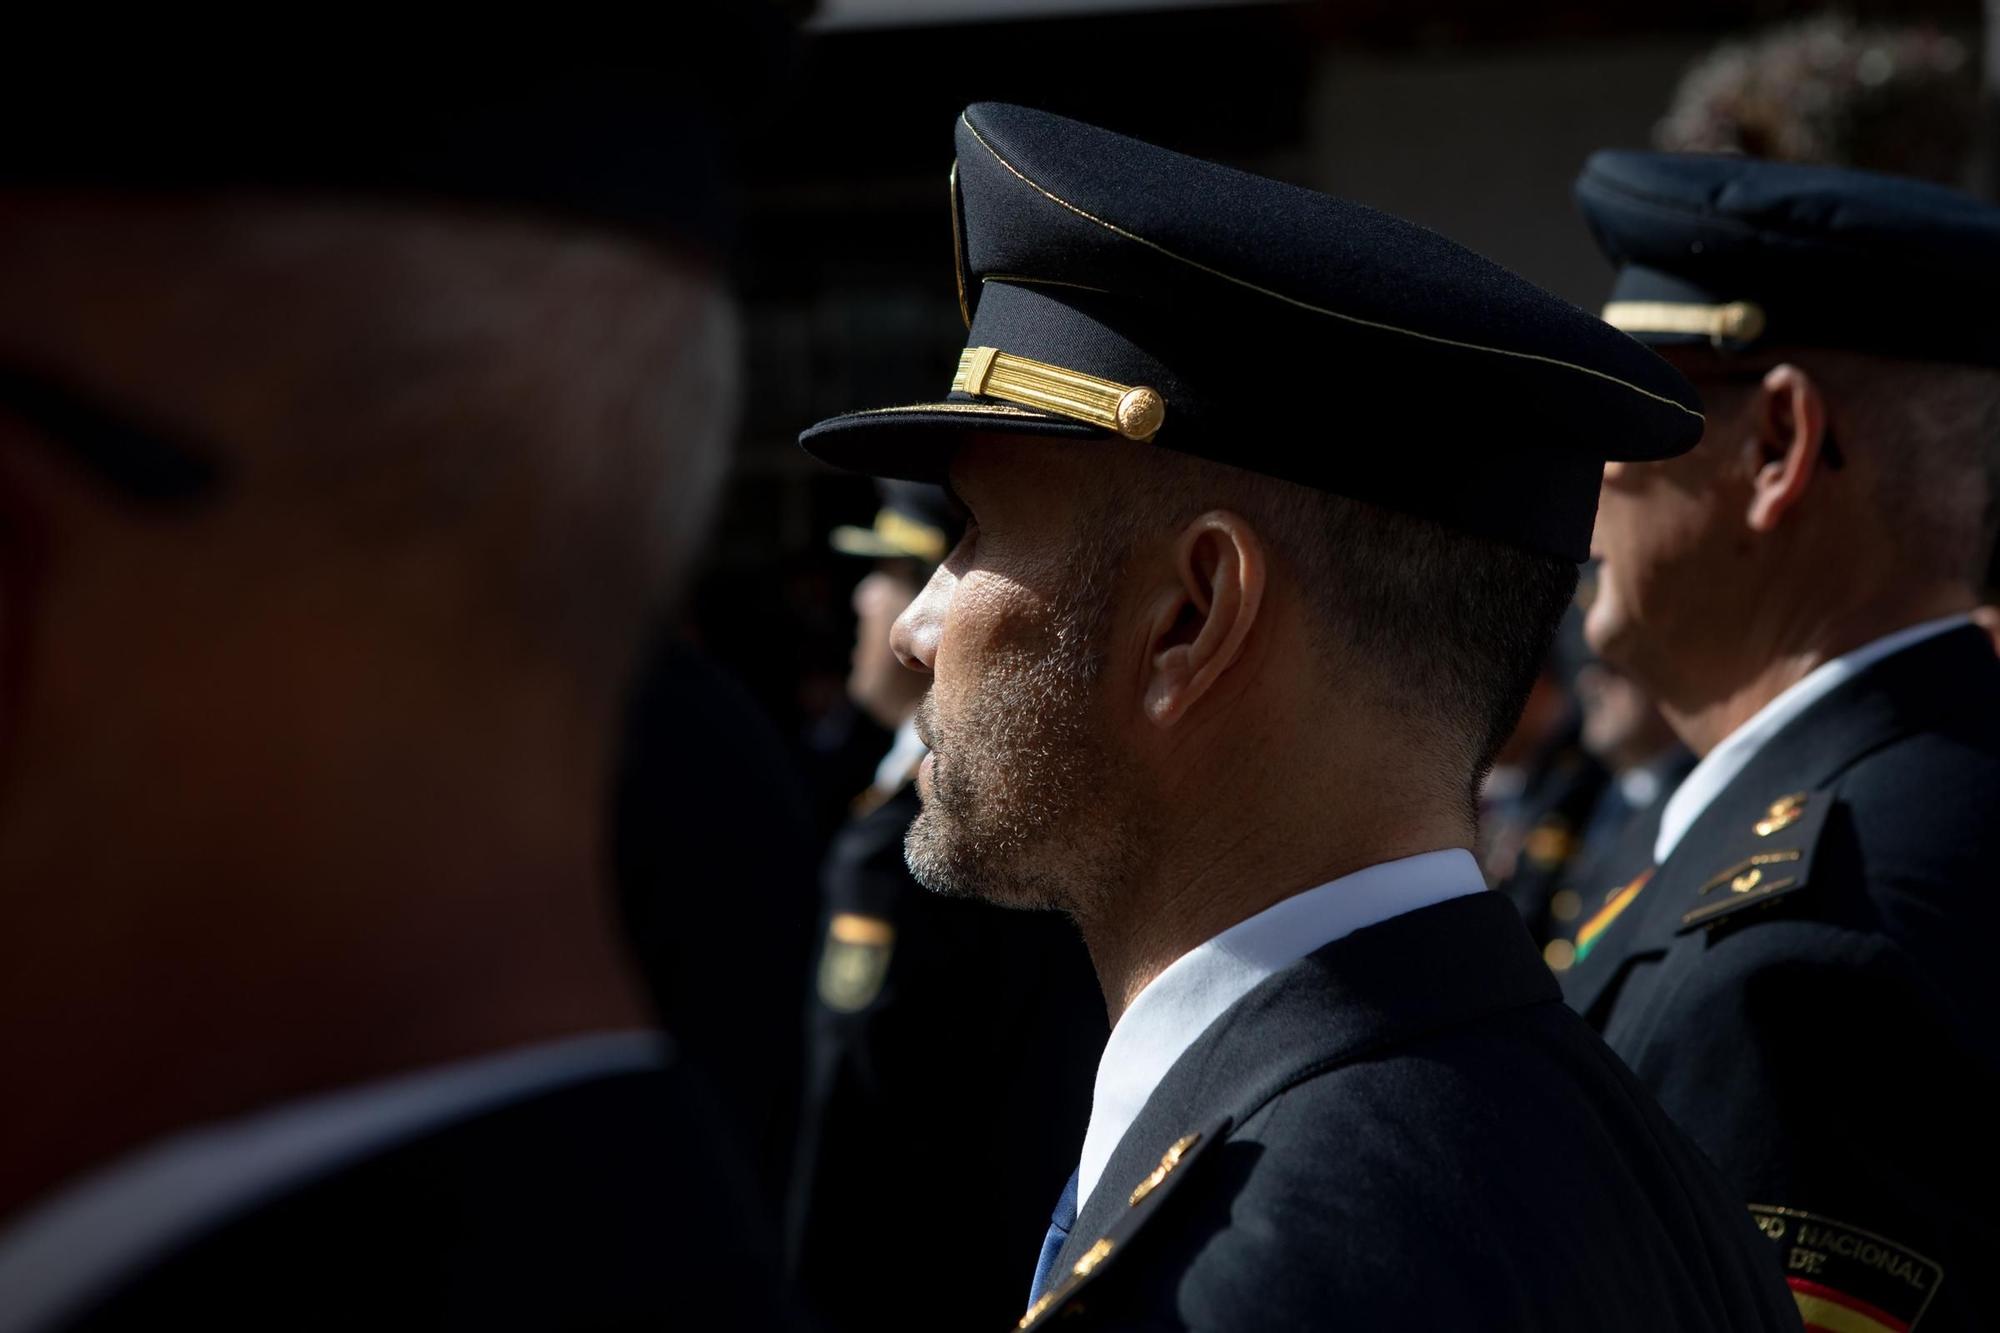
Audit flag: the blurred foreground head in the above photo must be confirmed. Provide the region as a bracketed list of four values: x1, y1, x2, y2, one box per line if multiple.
[0, 43, 775, 1229]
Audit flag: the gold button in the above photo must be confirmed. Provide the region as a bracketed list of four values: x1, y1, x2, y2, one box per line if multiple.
[1715, 301, 1767, 345]
[1114, 387, 1165, 440]
[1543, 938, 1576, 972]
[1550, 890, 1583, 923]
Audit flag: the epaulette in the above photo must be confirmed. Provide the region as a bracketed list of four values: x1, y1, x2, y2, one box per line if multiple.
[1017, 1117, 1231, 1330]
[1675, 788, 1833, 934]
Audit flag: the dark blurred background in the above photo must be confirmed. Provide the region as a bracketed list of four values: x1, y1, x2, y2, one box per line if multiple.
[691, 0, 1995, 831]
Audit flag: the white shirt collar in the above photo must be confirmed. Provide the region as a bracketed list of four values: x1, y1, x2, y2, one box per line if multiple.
[0, 1030, 667, 1333]
[1074, 848, 1484, 1213]
[872, 716, 928, 793]
[1653, 614, 1972, 864]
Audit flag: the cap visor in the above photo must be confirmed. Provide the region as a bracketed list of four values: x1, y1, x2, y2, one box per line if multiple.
[799, 401, 1102, 481]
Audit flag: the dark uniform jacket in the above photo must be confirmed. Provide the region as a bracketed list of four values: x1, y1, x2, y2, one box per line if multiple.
[62, 1066, 798, 1331]
[1562, 625, 2000, 1332]
[789, 780, 1103, 1332]
[1024, 891, 1798, 1331]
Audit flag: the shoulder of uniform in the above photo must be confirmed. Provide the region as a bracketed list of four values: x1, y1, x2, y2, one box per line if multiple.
[1018, 1117, 1231, 1331]
[1674, 787, 1835, 935]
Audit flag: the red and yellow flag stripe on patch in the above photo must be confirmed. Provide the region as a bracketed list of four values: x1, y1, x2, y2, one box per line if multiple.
[1572, 868, 1652, 962]
[1789, 1277, 1911, 1333]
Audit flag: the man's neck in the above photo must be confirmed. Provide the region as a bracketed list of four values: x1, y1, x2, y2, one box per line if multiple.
[1661, 588, 1972, 756]
[1074, 775, 1471, 1023]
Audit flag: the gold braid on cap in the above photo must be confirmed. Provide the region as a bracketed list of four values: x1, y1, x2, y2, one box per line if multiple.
[953, 346, 1165, 441]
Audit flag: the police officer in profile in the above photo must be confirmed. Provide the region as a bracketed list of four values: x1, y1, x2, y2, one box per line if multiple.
[798, 103, 1796, 1331]
[1567, 150, 2000, 1331]
[788, 481, 1101, 1333]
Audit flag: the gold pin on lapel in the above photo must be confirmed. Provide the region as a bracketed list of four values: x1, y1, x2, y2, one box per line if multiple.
[1129, 1131, 1203, 1207]
[1755, 793, 1809, 837]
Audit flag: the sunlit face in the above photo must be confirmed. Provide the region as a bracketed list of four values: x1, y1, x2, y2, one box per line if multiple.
[891, 437, 1143, 915]
[1586, 355, 1755, 693]
[847, 562, 926, 728]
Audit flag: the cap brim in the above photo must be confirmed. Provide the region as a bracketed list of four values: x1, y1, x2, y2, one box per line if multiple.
[799, 401, 1102, 481]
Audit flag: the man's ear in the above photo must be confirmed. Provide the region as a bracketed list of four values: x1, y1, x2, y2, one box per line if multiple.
[1744, 364, 1830, 533]
[1140, 511, 1265, 728]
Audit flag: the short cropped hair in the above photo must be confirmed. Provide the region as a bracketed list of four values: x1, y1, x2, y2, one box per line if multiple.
[1087, 451, 1578, 805]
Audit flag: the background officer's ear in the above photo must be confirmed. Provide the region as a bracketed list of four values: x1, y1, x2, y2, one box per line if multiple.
[1142, 511, 1267, 729]
[1745, 364, 1832, 534]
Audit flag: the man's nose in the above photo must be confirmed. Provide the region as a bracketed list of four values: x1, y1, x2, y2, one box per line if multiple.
[891, 568, 949, 675]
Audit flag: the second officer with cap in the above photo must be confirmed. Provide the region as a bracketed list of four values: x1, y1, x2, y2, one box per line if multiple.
[802, 104, 1796, 1330]
[1568, 150, 2000, 1332]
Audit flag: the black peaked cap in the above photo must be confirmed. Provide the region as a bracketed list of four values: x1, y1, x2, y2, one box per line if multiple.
[801, 102, 1704, 562]
[1576, 150, 2000, 367]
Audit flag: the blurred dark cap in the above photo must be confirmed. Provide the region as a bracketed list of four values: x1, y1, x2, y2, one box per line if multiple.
[0, 9, 809, 255]
[830, 480, 961, 566]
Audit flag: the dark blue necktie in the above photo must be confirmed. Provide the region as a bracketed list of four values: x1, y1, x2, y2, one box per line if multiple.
[1027, 1168, 1080, 1309]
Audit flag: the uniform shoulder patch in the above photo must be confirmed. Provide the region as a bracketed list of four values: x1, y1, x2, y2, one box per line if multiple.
[816, 912, 895, 1012]
[1676, 788, 1834, 934]
[1749, 1204, 1945, 1331]
[1018, 1117, 1231, 1330]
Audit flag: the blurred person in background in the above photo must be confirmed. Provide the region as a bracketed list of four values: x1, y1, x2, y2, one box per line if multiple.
[0, 32, 804, 1333]
[1480, 611, 1609, 946]
[1568, 150, 2000, 1332]
[1656, 14, 1979, 187]
[1539, 657, 1693, 972]
[787, 480, 1100, 1333]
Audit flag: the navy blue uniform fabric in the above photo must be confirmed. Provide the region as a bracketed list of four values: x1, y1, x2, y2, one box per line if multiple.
[1027, 892, 1798, 1331]
[61, 1066, 801, 1331]
[1562, 627, 2000, 1329]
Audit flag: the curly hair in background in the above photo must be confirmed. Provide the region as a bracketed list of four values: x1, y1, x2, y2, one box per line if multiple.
[1656, 15, 1979, 187]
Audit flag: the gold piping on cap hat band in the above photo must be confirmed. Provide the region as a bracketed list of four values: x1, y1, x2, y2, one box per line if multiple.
[952, 346, 1166, 441]
[1601, 300, 1767, 348]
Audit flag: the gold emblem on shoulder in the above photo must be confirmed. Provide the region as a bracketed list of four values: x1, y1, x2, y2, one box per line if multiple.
[817, 913, 896, 1013]
[1128, 1131, 1202, 1207]
[1697, 850, 1801, 895]
[1755, 793, 1809, 837]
